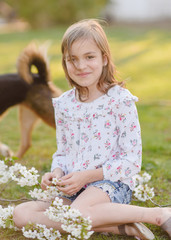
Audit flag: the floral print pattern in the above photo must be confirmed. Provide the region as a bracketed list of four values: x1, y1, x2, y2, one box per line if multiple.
[51, 85, 142, 190]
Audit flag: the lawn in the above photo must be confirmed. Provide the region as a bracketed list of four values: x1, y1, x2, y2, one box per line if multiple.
[0, 24, 171, 239]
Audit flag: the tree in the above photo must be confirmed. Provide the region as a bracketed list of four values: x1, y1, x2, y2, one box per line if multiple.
[5, 0, 108, 28]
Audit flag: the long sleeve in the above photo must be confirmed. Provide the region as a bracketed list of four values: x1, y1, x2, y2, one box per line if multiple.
[102, 99, 142, 184]
[51, 98, 67, 173]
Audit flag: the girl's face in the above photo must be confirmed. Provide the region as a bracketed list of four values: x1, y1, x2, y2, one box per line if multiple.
[65, 38, 107, 93]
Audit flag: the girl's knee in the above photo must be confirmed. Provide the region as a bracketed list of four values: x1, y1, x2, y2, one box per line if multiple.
[13, 204, 29, 228]
[70, 203, 92, 220]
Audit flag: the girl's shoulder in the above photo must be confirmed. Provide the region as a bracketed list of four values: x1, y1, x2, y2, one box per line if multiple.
[52, 88, 75, 106]
[108, 85, 138, 103]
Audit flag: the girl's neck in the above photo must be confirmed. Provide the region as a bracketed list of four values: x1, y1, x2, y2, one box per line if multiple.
[75, 88, 105, 103]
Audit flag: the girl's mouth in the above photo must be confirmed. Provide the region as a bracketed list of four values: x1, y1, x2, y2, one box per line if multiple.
[77, 72, 91, 77]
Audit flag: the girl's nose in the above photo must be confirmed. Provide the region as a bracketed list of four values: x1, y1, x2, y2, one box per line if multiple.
[76, 59, 86, 69]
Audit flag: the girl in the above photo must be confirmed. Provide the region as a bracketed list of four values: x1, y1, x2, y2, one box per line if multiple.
[13, 19, 171, 239]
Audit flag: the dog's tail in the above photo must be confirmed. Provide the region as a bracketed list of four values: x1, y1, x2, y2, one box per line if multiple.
[17, 42, 51, 84]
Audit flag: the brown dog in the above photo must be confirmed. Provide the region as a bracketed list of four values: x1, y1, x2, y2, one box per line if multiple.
[0, 43, 62, 158]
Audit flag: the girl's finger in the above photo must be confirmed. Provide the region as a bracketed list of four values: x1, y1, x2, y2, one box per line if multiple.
[41, 183, 47, 190]
[57, 185, 73, 194]
[57, 179, 70, 186]
[60, 173, 72, 180]
[44, 179, 51, 185]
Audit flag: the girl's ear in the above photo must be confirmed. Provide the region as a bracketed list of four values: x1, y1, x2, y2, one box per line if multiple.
[103, 54, 108, 66]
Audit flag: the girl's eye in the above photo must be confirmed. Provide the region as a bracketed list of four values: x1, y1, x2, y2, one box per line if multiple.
[87, 56, 94, 59]
[66, 58, 76, 62]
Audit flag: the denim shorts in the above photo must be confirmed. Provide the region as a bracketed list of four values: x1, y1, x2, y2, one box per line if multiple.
[62, 180, 132, 204]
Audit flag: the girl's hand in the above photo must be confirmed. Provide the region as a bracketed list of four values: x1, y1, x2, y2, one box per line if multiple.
[56, 171, 88, 196]
[41, 168, 64, 190]
[41, 172, 54, 190]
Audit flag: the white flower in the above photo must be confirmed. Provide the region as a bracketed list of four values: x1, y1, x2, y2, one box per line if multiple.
[0, 160, 8, 173]
[29, 188, 44, 199]
[44, 196, 94, 239]
[133, 174, 144, 187]
[52, 177, 60, 185]
[67, 235, 77, 240]
[22, 223, 62, 240]
[0, 160, 11, 183]
[0, 205, 16, 230]
[133, 171, 152, 187]
[9, 163, 39, 187]
[142, 172, 151, 182]
[29, 186, 64, 201]
[134, 184, 155, 201]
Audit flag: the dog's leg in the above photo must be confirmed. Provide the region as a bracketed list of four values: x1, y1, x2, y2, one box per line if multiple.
[16, 105, 39, 158]
[0, 113, 14, 157]
[0, 142, 14, 157]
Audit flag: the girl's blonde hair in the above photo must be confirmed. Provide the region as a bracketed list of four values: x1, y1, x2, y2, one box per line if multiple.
[61, 19, 124, 101]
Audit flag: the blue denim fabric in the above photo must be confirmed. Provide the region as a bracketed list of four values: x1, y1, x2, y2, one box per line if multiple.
[88, 180, 132, 204]
[63, 180, 132, 204]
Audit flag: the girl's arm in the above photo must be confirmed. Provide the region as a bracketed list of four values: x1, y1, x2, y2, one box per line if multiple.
[51, 98, 67, 174]
[83, 168, 103, 183]
[102, 99, 142, 183]
[52, 167, 65, 178]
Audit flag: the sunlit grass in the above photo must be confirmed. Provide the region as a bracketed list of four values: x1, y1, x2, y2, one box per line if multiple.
[106, 29, 171, 101]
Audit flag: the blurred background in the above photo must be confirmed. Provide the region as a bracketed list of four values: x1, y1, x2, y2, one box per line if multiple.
[0, 0, 171, 100]
[1, 0, 171, 28]
[0, 1, 171, 239]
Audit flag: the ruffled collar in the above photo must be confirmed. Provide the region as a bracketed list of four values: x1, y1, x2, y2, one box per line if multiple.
[53, 86, 138, 120]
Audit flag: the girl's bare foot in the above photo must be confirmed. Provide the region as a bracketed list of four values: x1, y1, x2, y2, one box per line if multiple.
[160, 208, 171, 237]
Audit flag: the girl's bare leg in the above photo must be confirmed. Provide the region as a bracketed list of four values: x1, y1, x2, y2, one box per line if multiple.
[13, 195, 152, 238]
[13, 198, 71, 231]
[13, 196, 145, 238]
[71, 187, 171, 230]
[13, 187, 170, 238]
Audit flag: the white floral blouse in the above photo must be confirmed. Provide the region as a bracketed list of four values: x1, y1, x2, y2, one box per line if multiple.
[51, 85, 142, 190]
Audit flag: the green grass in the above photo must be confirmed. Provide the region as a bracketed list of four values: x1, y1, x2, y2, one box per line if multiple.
[0, 25, 171, 239]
